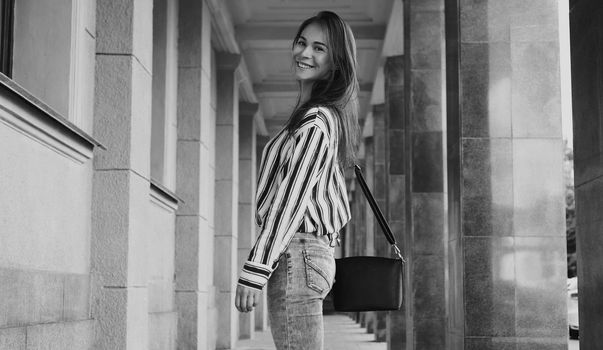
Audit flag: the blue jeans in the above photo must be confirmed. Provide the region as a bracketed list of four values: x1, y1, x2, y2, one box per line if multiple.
[267, 231, 336, 350]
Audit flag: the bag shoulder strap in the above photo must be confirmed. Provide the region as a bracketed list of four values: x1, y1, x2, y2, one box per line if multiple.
[354, 165, 405, 261]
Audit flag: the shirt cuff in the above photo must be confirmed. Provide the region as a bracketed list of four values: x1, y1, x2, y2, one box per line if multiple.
[238, 261, 272, 291]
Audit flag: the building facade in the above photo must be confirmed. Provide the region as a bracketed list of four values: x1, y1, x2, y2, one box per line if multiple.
[1, 0, 595, 349]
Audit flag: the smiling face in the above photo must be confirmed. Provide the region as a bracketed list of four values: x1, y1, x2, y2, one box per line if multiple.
[292, 22, 332, 84]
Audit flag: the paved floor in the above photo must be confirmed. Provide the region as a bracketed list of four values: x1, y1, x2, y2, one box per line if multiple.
[236, 314, 386, 350]
[237, 315, 579, 350]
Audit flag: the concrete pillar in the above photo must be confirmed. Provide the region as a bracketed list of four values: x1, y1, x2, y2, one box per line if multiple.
[446, 0, 567, 348]
[570, 0, 603, 348]
[214, 52, 241, 350]
[175, 0, 216, 348]
[403, 0, 448, 348]
[254, 135, 270, 332]
[92, 0, 153, 348]
[237, 102, 258, 340]
[362, 115, 377, 334]
[371, 104, 388, 342]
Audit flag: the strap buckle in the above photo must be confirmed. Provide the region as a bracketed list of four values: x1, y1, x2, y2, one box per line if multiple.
[392, 244, 406, 263]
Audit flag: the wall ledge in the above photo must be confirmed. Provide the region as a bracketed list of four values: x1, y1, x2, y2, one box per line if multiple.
[150, 179, 181, 212]
[0, 74, 104, 164]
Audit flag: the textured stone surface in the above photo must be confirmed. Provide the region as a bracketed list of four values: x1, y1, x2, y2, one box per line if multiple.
[514, 237, 567, 337]
[26, 320, 94, 350]
[412, 193, 445, 255]
[464, 237, 515, 337]
[511, 42, 562, 138]
[148, 311, 177, 350]
[512, 139, 564, 237]
[461, 138, 513, 237]
[177, 0, 211, 70]
[174, 215, 202, 291]
[0, 125, 92, 275]
[0, 326, 26, 350]
[93, 287, 148, 350]
[175, 291, 201, 349]
[176, 141, 202, 215]
[91, 170, 149, 287]
[216, 291, 237, 349]
[0, 269, 63, 327]
[147, 195, 176, 314]
[214, 236, 238, 292]
[460, 42, 512, 138]
[411, 132, 443, 193]
[63, 273, 90, 321]
[96, 0, 153, 71]
[93, 55, 133, 169]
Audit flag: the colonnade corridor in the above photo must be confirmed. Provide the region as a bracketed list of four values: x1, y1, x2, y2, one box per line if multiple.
[1, 0, 595, 349]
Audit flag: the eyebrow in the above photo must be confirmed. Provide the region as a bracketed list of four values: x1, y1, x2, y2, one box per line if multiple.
[299, 35, 327, 48]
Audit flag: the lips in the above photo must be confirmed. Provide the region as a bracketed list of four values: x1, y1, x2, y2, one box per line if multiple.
[297, 61, 315, 69]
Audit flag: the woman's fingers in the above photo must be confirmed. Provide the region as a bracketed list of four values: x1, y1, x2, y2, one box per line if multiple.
[235, 285, 259, 313]
[246, 293, 255, 312]
[235, 285, 245, 312]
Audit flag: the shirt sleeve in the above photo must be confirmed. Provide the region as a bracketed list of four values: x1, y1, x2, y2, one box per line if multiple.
[238, 118, 331, 291]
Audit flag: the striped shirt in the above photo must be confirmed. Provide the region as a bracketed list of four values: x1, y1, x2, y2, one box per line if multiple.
[238, 106, 351, 291]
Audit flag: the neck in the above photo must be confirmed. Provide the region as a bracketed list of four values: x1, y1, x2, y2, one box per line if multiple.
[299, 80, 313, 105]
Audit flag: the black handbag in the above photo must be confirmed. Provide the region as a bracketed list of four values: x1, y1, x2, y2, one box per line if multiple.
[332, 165, 406, 312]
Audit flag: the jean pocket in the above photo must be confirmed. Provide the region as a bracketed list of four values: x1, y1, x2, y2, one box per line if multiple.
[302, 248, 335, 294]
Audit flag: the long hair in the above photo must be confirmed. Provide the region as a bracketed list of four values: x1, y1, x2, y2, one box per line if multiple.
[285, 11, 360, 167]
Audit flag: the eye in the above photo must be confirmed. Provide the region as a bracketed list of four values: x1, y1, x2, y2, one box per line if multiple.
[314, 46, 325, 52]
[296, 39, 306, 47]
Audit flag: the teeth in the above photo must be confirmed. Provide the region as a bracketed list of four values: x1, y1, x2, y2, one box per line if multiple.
[297, 62, 314, 69]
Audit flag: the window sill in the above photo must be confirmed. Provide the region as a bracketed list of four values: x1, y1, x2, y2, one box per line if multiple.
[0, 73, 104, 164]
[150, 179, 182, 212]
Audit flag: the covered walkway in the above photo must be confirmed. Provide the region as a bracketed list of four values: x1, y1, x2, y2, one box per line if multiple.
[236, 314, 385, 350]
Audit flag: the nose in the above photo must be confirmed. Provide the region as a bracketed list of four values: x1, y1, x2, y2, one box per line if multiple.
[300, 44, 313, 58]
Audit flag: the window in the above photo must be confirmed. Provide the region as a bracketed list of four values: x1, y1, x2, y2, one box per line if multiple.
[151, 0, 178, 189]
[0, 0, 14, 76]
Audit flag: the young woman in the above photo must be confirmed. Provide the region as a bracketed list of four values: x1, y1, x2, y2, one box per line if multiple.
[235, 11, 359, 349]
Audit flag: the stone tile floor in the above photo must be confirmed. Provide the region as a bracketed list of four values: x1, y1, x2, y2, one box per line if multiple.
[236, 314, 386, 350]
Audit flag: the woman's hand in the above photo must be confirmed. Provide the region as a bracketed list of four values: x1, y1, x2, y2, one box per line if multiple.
[235, 284, 261, 313]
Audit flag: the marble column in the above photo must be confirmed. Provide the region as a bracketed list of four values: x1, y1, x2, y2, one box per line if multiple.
[237, 102, 258, 340]
[570, 0, 603, 348]
[402, 0, 449, 348]
[92, 0, 153, 348]
[446, 0, 567, 348]
[383, 54, 412, 349]
[175, 0, 216, 349]
[214, 52, 241, 350]
[371, 104, 388, 342]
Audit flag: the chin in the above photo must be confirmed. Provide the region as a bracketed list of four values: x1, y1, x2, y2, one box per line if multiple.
[295, 73, 315, 82]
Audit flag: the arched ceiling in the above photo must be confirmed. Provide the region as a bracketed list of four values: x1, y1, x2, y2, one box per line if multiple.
[224, 0, 396, 136]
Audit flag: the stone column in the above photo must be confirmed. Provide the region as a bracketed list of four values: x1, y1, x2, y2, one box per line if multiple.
[214, 52, 241, 350]
[446, 0, 567, 348]
[92, 0, 153, 348]
[383, 54, 412, 349]
[571, 0, 603, 348]
[237, 102, 258, 340]
[254, 135, 270, 332]
[371, 104, 388, 342]
[175, 0, 216, 348]
[362, 115, 376, 333]
[404, 0, 448, 348]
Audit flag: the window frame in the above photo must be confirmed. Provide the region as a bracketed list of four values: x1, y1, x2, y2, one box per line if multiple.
[0, 0, 15, 77]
